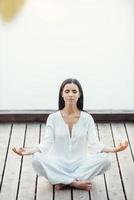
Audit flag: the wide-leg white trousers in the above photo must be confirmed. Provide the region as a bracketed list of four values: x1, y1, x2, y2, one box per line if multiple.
[32, 152, 111, 185]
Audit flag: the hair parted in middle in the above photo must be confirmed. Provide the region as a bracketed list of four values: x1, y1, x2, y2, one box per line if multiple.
[58, 78, 84, 110]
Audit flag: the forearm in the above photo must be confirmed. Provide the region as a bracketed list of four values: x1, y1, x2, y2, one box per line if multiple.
[24, 147, 41, 155]
[101, 147, 116, 153]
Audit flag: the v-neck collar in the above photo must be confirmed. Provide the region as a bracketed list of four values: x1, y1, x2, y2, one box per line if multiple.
[58, 110, 82, 138]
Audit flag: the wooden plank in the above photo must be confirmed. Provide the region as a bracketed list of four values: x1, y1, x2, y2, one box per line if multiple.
[54, 187, 71, 200]
[90, 175, 107, 200]
[0, 123, 25, 200]
[125, 123, 134, 161]
[36, 123, 53, 200]
[36, 177, 53, 200]
[111, 123, 134, 200]
[0, 110, 134, 122]
[73, 189, 89, 200]
[0, 123, 11, 191]
[17, 123, 40, 200]
[98, 123, 125, 200]
[90, 124, 107, 200]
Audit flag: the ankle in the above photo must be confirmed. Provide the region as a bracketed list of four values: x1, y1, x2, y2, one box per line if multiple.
[70, 180, 78, 187]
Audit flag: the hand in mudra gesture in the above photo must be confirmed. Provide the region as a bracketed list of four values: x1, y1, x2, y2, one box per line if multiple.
[12, 146, 40, 156]
[12, 147, 29, 156]
[115, 140, 128, 153]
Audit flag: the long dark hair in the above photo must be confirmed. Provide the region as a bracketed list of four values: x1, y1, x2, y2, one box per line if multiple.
[58, 78, 84, 110]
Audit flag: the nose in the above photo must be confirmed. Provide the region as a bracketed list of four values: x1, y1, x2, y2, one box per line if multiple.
[68, 91, 73, 96]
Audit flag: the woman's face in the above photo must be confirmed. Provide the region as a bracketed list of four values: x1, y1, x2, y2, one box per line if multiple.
[61, 83, 80, 105]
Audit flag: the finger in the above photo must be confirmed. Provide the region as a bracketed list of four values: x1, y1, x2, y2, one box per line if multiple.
[12, 147, 17, 153]
[122, 143, 128, 148]
[13, 149, 19, 154]
[12, 147, 15, 151]
[12, 148, 22, 155]
[118, 144, 122, 148]
[12, 149, 15, 153]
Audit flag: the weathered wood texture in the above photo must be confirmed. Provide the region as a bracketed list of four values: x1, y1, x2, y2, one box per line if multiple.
[0, 110, 134, 122]
[0, 122, 134, 200]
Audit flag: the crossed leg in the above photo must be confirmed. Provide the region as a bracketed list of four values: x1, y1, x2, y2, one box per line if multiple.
[55, 180, 92, 191]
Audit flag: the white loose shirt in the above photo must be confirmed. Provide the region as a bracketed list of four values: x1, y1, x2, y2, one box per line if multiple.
[37, 111, 105, 164]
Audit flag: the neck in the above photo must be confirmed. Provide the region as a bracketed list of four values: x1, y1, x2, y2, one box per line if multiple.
[62, 105, 79, 114]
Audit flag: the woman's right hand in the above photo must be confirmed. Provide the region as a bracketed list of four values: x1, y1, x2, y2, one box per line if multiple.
[12, 147, 29, 156]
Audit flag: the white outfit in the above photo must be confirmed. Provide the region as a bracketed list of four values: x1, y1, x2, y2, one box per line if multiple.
[32, 111, 111, 185]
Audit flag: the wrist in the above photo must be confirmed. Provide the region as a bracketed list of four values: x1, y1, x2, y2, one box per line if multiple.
[112, 148, 116, 153]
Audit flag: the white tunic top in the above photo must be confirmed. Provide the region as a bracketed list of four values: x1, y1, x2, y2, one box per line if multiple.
[37, 111, 105, 164]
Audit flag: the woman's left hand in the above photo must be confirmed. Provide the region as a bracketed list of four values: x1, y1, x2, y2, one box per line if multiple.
[114, 140, 128, 153]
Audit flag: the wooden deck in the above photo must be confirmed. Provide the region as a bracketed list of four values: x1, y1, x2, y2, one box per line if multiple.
[0, 122, 134, 200]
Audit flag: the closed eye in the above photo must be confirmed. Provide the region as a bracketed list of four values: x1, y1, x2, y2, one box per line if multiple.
[72, 90, 77, 93]
[64, 90, 78, 93]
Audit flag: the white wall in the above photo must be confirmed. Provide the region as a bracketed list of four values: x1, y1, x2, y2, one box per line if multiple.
[0, 0, 134, 110]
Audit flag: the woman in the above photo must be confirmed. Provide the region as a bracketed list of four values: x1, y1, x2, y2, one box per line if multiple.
[12, 78, 128, 191]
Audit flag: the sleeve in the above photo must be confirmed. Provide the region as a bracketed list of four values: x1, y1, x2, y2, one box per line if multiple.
[87, 115, 105, 153]
[37, 114, 55, 154]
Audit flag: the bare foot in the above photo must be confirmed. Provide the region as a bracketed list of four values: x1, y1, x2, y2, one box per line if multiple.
[55, 184, 66, 190]
[70, 180, 92, 191]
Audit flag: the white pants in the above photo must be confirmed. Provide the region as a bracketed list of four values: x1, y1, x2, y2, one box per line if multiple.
[32, 152, 111, 185]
